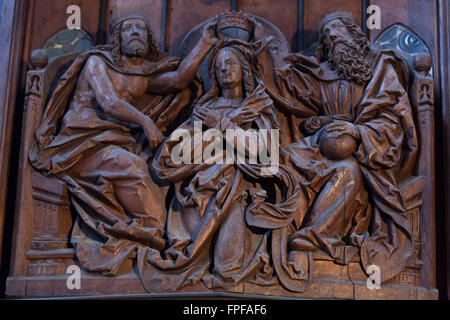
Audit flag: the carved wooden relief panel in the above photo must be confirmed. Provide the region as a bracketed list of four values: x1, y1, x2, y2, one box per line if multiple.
[4, 4, 439, 300]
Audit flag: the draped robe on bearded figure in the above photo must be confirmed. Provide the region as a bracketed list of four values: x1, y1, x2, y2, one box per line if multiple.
[256, 12, 419, 288]
[29, 14, 218, 275]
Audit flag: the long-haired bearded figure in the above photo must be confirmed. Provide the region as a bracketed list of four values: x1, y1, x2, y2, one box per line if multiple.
[257, 12, 419, 291]
[145, 40, 302, 291]
[29, 14, 218, 276]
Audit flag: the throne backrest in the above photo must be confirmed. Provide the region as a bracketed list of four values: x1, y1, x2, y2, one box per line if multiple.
[8, 50, 82, 278]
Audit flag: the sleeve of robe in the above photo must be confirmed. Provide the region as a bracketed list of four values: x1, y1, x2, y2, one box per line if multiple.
[353, 52, 418, 172]
[264, 54, 322, 118]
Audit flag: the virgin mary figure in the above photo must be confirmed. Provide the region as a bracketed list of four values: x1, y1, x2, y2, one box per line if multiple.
[137, 39, 302, 291]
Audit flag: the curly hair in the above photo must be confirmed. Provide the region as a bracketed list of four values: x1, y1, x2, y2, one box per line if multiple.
[110, 19, 159, 66]
[196, 39, 260, 106]
[315, 17, 370, 62]
[315, 17, 373, 85]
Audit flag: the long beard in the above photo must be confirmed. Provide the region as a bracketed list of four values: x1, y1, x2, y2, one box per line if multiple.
[328, 40, 373, 86]
[123, 39, 147, 57]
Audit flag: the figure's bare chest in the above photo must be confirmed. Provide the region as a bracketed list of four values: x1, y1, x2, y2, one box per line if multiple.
[106, 69, 149, 102]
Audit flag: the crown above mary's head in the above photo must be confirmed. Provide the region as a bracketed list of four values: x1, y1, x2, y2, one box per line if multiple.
[216, 11, 252, 34]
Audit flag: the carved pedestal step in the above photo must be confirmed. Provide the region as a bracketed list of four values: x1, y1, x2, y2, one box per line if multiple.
[26, 249, 75, 276]
[390, 261, 424, 287]
[7, 246, 437, 299]
[25, 248, 136, 278]
[25, 173, 73, 277]
[389, 176, 424, 287]
[6, 256, 438, 299]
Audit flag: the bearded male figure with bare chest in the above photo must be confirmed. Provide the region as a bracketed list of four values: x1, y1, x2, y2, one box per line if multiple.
[30, 14, 218, 274]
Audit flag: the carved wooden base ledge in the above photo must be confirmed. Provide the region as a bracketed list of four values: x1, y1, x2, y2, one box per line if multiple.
[6, 251, 438, 299]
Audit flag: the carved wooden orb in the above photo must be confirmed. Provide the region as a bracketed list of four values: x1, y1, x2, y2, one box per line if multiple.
[413, 53, 432, 73]
[30, 49, 48, 70]
[319, 132, 357, 160]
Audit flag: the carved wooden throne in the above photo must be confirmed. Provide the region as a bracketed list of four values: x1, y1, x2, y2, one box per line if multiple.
[5, 20, 438, 299]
